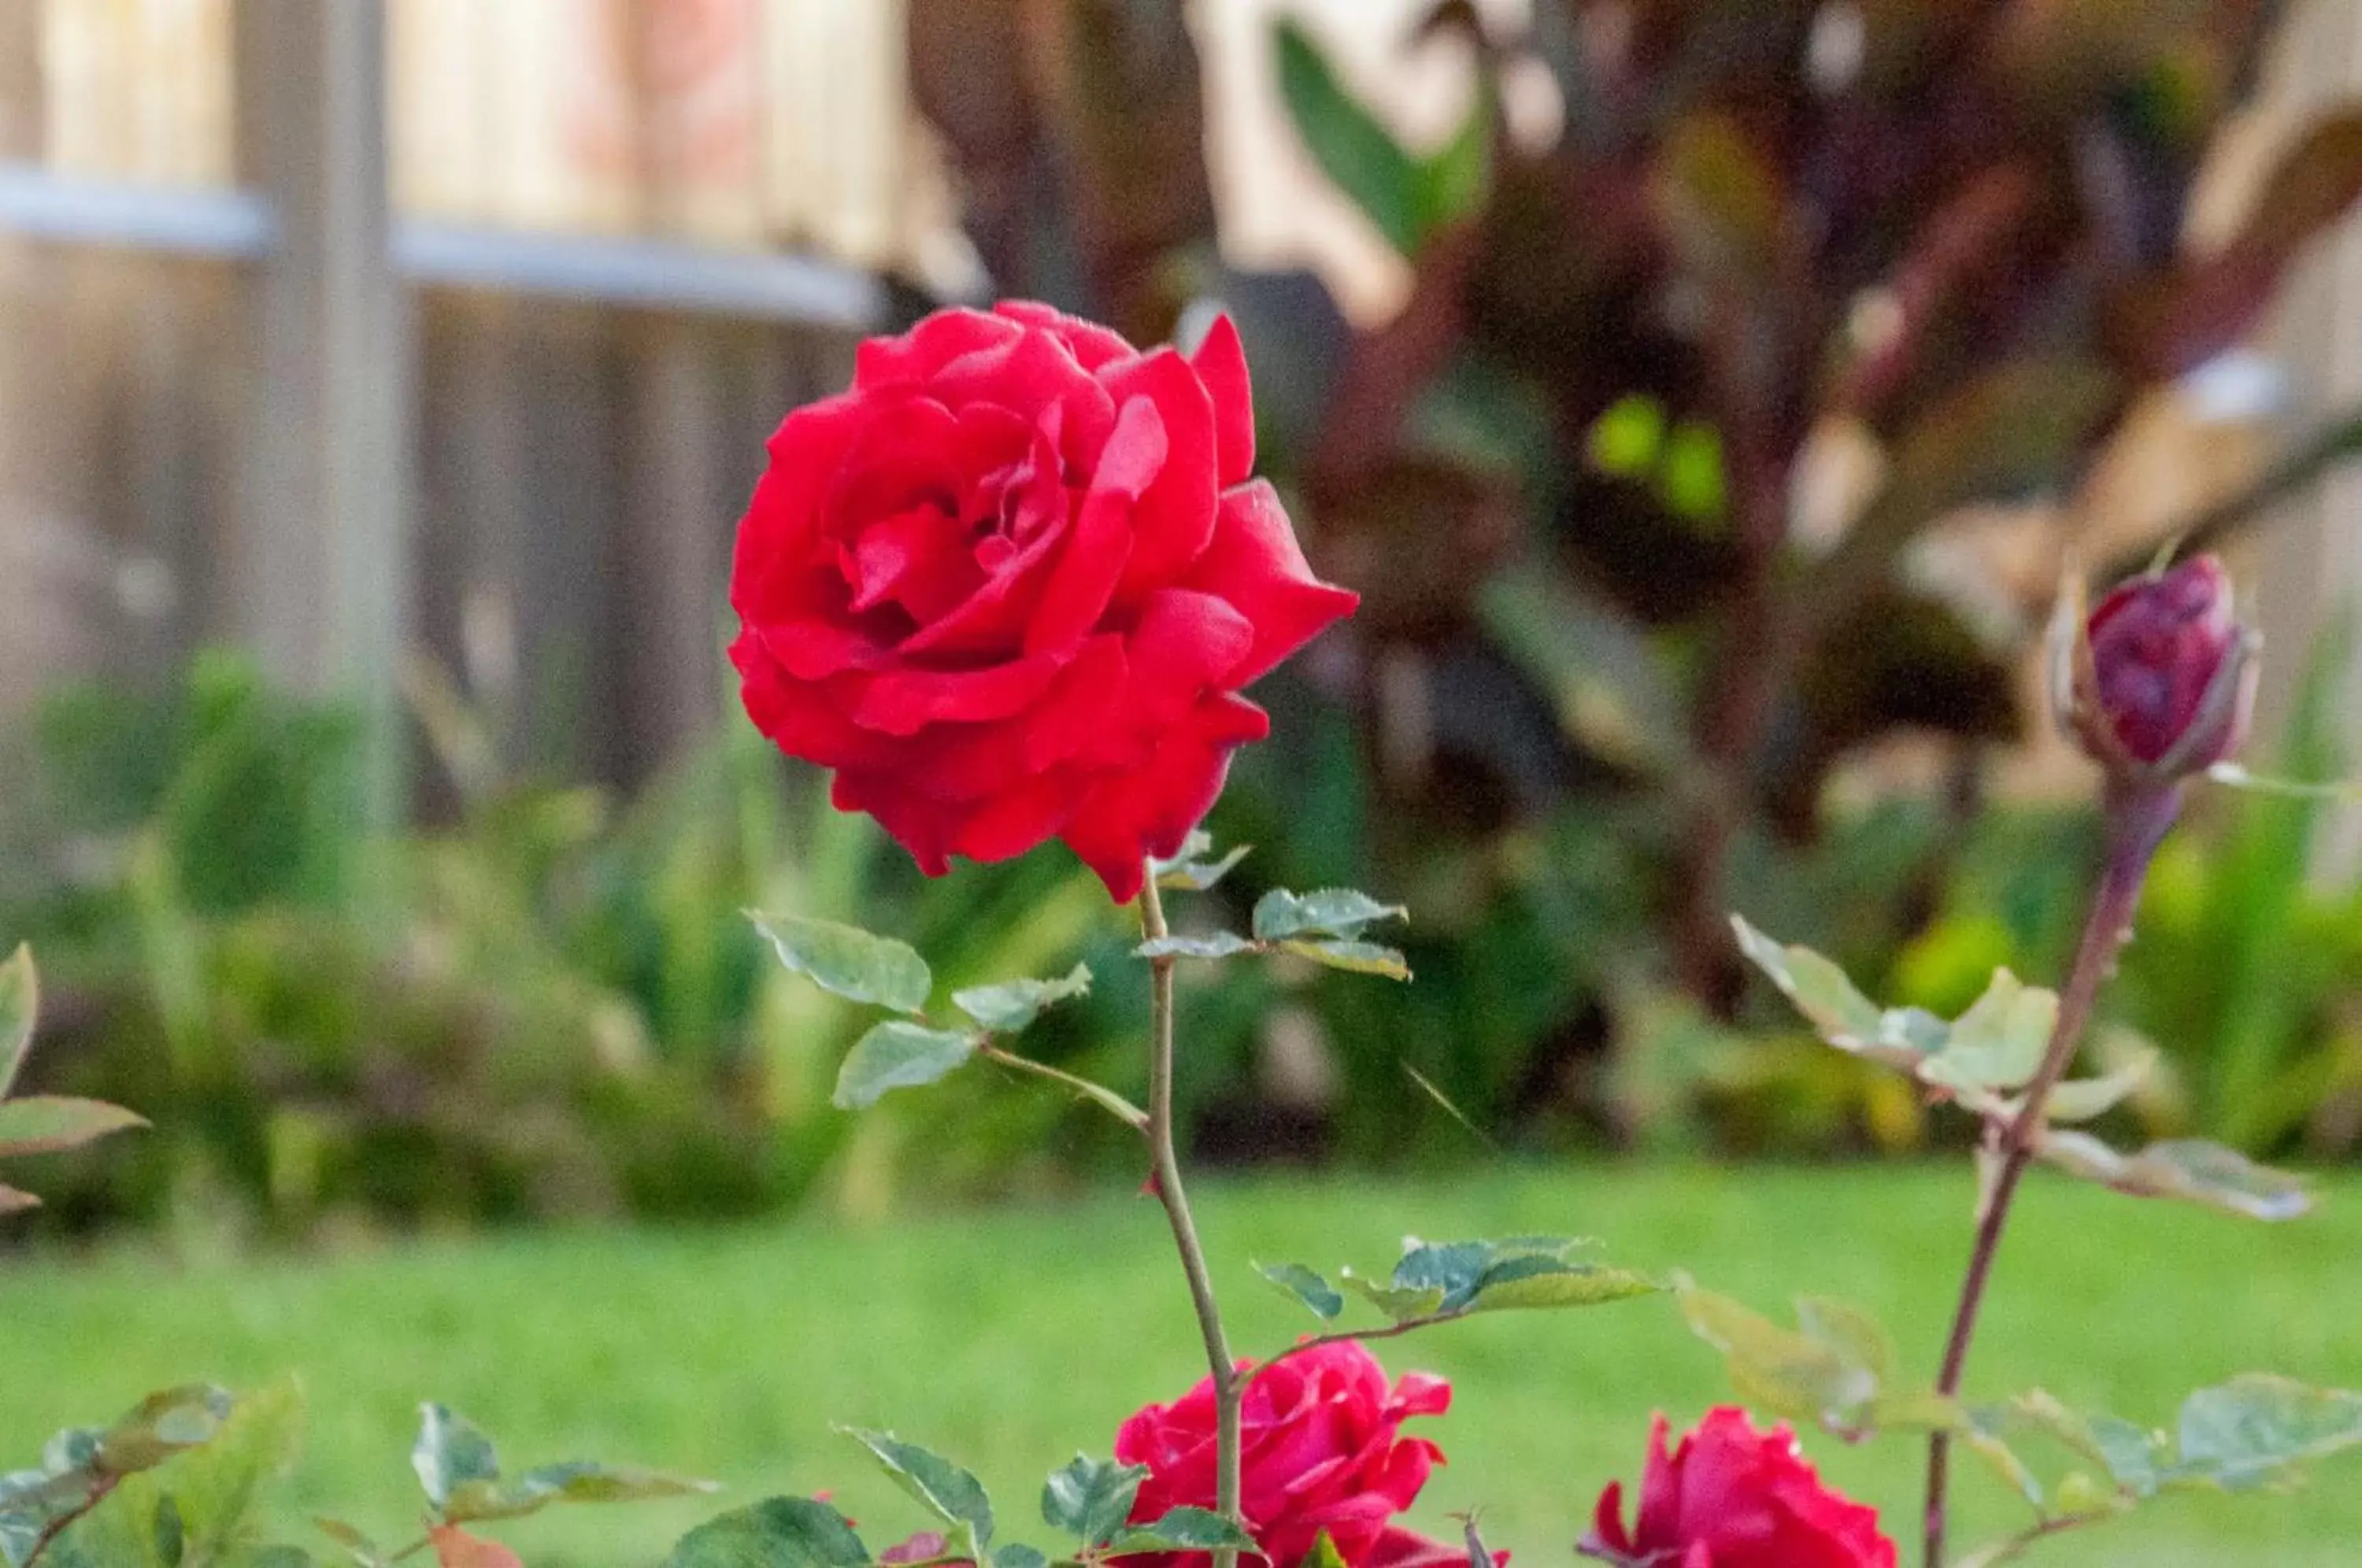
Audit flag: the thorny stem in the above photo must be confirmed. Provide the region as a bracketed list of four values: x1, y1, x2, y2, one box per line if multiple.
[23, 1476, 118, 1566]
[1921, 787, 2180, 1568]
[1138, 868, 1244, 1568]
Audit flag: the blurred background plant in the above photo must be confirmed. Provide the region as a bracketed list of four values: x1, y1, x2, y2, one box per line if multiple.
[4, 0, 2362, 1239]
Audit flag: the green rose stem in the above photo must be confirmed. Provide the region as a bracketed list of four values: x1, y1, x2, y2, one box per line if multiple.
[1920, 786, 2182, 1568]
[1138, 867, 1246, 1568]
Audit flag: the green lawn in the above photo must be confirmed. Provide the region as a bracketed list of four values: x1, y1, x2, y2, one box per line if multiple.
[5, 1164, 2360, 1567]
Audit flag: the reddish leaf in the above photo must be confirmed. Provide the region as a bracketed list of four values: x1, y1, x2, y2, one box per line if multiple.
[431, 1526, 524, 1568]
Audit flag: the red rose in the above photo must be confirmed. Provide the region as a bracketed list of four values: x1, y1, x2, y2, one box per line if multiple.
[728, 301, 1357, 900]
[1582, 1408, 1895, 1568]
[1116, 1343, 1451, 1568]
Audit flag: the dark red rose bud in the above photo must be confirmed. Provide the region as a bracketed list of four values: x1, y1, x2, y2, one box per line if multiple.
[2051, 554, 2259, 783]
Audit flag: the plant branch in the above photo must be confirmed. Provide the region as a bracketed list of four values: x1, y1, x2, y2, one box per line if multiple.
[1920, 786, 2179, 1568]
[23, 1477, 119, 1566]
[2100, 406, 2362, 588]
[976, 1043, 1150, 1131]
[1138, 870, 1244, 1568]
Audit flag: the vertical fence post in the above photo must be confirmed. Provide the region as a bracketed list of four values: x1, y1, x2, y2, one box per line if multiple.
[2254, 0, 2362, 880]
[231, 0, 414, 823]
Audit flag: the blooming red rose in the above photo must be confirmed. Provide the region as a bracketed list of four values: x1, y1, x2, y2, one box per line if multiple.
[728, 301, 1357, 900]
[2057, 553, 2256, 781]
[1582, 1408, 1895, 1568]
[1115, 1343, 1451, 1568]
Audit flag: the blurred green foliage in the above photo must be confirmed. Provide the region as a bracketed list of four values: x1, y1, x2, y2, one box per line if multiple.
[5, 637, 2360, 1234]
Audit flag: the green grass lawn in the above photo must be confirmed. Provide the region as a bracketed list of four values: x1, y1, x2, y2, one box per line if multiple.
[5, 1163, 2360, 1567]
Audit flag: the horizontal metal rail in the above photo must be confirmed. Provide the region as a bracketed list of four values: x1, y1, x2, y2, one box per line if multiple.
[0, 163, 276, 258]
[0, 164, 883, 329]
[394, 221, 884, 329]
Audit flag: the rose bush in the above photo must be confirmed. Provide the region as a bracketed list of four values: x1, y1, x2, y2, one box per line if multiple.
[1116, 1343, 1454, 1568]
[1582, 1407, 1896, 1568]
[728, 301, 1357, 901]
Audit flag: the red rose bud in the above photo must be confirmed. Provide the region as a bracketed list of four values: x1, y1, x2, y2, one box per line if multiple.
[1581, 1408, 1897, 1568]
[2050, 554, 2258, 783]
[728, 302, 1358, 902]
[1115, 1342, 1449, 1568]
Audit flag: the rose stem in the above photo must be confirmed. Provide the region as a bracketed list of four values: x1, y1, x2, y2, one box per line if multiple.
[1139, 867, 1244, 1568]
[1920, 786, 2180, 1568]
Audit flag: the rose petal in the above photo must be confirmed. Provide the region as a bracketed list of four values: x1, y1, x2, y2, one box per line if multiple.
[833, 771, 951, 875]
[829, 397, 965, 526]
[857, 307, 1022, 390]
[1589, 1481, 1633, 1556]
[844, 505, 979, 622]
[842, 652, 1068, 738]
[949, 768, 1088, 864]
[996, 299, 1137, 370]
[931, 324, 1098, 422]
[1098, 349, 1220, 602]
[1388, 1371, 1452, 1419]
[733, 632, 897, 770]
[1190, 312, 1257, 488]
[1635, 1414, 1683, 1551]
[1187, 482, 1360, 685]
[1124, 589, 1257, 726]
[1026, 396, 1165, 653]
[1058, 693, 1268, 899]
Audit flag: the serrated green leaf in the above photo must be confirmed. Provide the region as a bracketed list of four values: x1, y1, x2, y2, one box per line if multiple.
[1153, 836, 1253, 893]
[1272, 20, 1421, 255]
[2172, 1375, 2362, 1491]
[1729, 919, 1908, 1063]
[1257, 1263, 1346, 1322]
[2050, 1470, 2127, 1522]
[2089, 1415, 2167, 1498]
[0, 1097, 148, 1159]
[1103, 1507, 1257, 1557]
[1794, 1297, 1897, 1388]
[1279, 940, 1411, 981]
[1677, 1284, 1875, 1429]
[412, 1407, 500, 1514]
[1338, 1268, 1446, 1323]
[1135, 934, 1257, 962]
[2029, 1050, 2158, 1124]
[990, 1546, 1046, 1568]
[952, 966, 1091, 1035]
[842, 1431, 992, 1558]
[1039, 1455, 1146, 1548]
[96, 1386, 235, 1474]
[0, 947, 35, 1100]
[834, 1023, 979, 1111]
[1252, 889, 1407, 942]
[54, 1383, 304, 1568]
[1466, 1262, 1659, 1312]
[661, 1498, 872, 1568]
[2036, 1133, 2311, 1220]
[1920, 971, 2055, 1096]
[445, 1463, 718, 1525]
[1390, 1241, 1501, 1311]
[751, 913, 931, 1015]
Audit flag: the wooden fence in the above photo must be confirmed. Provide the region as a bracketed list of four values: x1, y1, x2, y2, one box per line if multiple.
[0, 0, 954, 802]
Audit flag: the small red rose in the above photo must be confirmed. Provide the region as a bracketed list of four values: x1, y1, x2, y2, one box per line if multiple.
[729, 301, 1357, 900]
[2056, 553, 2257, 782]
[1115, 1343, 1452, 1568]
[1581, 1407, 1896, 1568]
